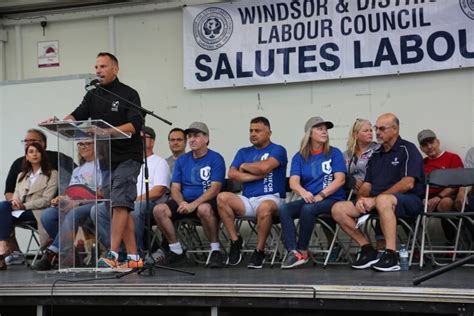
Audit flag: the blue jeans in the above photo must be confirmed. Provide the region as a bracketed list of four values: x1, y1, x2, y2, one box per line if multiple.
[0, 201, 36, 240]
[90, 200, 156, 251]
[41, 203, 94, 253]
[279, 198, 337, 251]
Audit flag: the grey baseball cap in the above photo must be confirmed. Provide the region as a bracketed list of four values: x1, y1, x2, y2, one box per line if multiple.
[304, 116, 334, 133]
[417, 129, 437, 145]
[185, 121, 209, 135]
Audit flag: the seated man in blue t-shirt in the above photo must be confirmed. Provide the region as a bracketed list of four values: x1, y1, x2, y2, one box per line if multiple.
[332, 113, 425, 272]
[153, 122, 226, 268]
[217, 117, 287, 269]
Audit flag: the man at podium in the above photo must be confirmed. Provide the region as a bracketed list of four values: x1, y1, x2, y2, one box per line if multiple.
[62, 52, 144, 269]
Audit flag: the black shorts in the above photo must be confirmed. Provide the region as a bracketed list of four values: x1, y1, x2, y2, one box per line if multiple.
[166, 199, 218, 221]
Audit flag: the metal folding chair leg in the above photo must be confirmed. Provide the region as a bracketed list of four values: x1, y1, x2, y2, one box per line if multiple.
[13, 221, 41, 267]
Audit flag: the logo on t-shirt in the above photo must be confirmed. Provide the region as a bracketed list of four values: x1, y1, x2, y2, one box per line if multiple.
[322, 159, 332, 174]
[322, 159, 334, 188]
[200, 166, 211, 181]
[261, 153, 269, 160]
[392, 157, 399, 166]
[200, 166, 212, 192]
[111, 100, 119, 112]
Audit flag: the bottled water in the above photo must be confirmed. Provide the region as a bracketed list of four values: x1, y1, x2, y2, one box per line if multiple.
[399, 244, 409, 271]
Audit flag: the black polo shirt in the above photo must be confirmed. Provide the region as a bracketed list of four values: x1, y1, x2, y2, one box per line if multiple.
[71, 78, 143, 169]
[365, 136, 425, 197]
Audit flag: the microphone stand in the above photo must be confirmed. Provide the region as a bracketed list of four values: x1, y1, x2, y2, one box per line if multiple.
[91, 83, 193, 277]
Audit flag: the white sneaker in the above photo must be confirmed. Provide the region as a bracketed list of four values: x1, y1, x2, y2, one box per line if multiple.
[151, 249, 166, 262]
[5, 251, 25, 265]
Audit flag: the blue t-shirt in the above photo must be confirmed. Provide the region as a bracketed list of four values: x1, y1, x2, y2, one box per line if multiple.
[290, 147, 347, 201]
[231, 142, 288, 198]
[365, 136, 425, 197]
[172, 149, 226, 202]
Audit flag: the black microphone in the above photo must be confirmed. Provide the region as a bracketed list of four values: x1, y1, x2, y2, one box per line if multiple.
[85, 78, 101, 90]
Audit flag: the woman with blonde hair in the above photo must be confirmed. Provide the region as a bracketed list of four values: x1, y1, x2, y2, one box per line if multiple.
[344, 118, 379, 194]
[280, 117, 346, 269]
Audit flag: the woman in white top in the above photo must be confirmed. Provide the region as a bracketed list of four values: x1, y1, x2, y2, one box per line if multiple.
[0, 143, 58, 270]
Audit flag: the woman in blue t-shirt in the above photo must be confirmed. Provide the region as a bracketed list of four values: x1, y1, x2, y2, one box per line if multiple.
[280, 117, 346, 269]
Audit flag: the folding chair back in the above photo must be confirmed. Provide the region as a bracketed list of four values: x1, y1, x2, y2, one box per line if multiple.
[417, 168, 474, 268]
[428, 168, 474, 188]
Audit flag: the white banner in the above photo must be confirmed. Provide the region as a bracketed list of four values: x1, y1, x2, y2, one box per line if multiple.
[183, 0, 474, 90]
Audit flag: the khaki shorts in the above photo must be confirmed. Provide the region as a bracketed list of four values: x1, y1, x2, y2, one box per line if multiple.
[238, 193, 283, 217]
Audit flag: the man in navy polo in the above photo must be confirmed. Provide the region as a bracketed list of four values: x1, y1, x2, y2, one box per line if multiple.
[332, 113, 424, 272]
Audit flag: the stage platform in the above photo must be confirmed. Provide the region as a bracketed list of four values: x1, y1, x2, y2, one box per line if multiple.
[0, 261, 472, 316]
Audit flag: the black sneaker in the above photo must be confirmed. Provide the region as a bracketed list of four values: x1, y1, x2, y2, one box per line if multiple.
[371, 250, 400, 272]
[159, 250, 187, 267]
[228, 236, 243, 266]
[32, 250, 57, 271]
[247, 249, 265, 269]
[208, 250, 224, 268]
[351, 244, 379, 269]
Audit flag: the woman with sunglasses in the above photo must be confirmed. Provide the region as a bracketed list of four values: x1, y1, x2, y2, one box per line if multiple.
[345, 118, 380, 196]
[0, 143, 57, 270]
[32, 140, 101, 271]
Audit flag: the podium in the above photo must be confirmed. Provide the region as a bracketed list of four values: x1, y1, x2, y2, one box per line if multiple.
[40, 119, 130, 272]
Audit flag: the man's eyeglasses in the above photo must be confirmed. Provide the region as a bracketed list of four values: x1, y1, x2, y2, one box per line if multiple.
[77, 142, 94, 148]
[21, 139, 42, 144]
[374, 125, 393, 132]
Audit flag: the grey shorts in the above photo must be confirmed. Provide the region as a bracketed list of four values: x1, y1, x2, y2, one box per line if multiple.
[111, 159, 142, 211]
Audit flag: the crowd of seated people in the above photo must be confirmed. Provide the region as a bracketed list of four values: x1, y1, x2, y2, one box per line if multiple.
[2, 112, 473, 272]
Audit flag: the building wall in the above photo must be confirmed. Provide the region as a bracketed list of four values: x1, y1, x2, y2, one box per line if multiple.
[0, 0, 473, 175]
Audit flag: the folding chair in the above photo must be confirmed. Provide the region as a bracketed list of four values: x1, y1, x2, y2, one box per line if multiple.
[414, 168, 474, 269]
[224, 178, 288, 267]
[233, 215, 283, 267]
[167, 179, 241, 266]
[308, 189, 354, 268]
[364, 213, 421, 266]
[175, 217, 212, 265]
[13, 220, 41, 266]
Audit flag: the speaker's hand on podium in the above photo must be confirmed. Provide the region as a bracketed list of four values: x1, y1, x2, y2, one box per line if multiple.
[40, 116, 74, 124]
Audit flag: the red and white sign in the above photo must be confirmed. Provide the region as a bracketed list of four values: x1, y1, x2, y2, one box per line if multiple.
[38, 40, 59, 68]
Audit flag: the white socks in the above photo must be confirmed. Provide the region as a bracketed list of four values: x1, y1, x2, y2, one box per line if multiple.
[169, 242, 183, 255]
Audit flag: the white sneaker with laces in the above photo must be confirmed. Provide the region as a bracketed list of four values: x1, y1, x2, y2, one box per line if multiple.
[151, 249, 166, 262]
[5, 251, 25, 265]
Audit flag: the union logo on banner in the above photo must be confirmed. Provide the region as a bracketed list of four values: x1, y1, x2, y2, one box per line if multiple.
[460, 0, 474, 20]
[193, 7, 233, 50]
